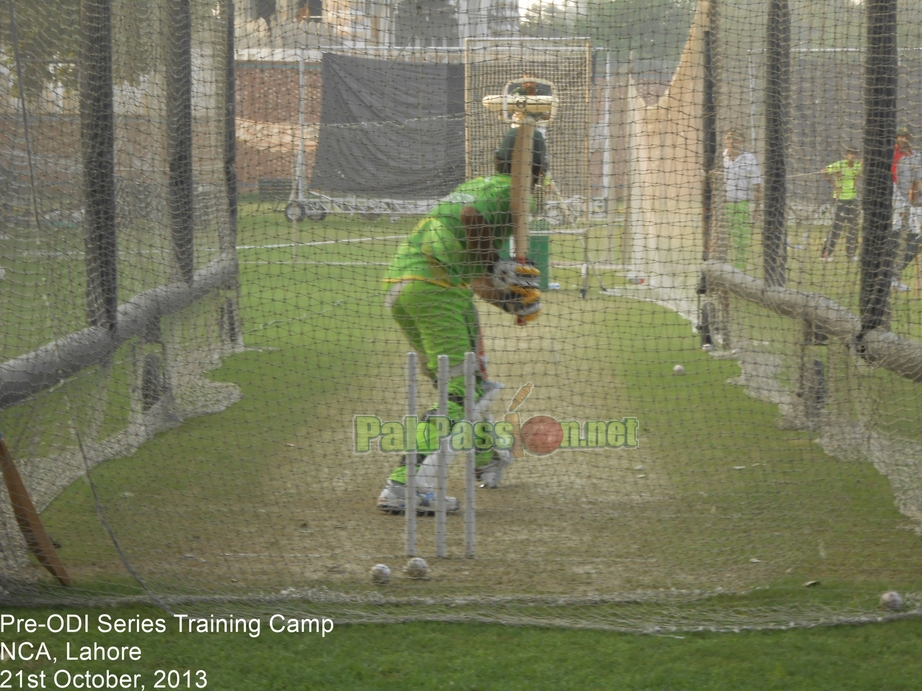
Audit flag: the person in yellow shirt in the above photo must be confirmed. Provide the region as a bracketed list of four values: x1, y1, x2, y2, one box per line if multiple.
[820, 147, 862, 261]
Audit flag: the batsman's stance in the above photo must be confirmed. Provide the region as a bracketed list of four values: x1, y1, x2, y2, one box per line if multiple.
[377, 128, 547, 513]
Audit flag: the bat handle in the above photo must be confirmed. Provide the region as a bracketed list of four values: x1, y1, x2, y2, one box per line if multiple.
[515, 256, 529, 327]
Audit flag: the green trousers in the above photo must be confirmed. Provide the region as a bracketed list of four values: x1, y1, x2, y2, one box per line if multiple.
[387, 280, 492, 483]
[726, 201, 752, 270]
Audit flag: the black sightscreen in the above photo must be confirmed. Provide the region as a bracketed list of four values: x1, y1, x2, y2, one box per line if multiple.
[311, 53, 465, 198]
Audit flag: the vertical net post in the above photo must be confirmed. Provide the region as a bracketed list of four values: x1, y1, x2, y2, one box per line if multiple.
[860, 0, 899, 335]
[292, 56, 307, 263]
[436, 354, 449, 558]
[464, 39, 472, 181]
[80, 0, 118, 331]
[222, 0, 242, 349]
[463, 351, 476, 558]
[763, 0, 790, 287]
[168, 0, 195, 284]
[601, 51, 613, 224]
[701, 2, 718, 263]
[405, 352, 418, 556]
[224, 0, 238, 250]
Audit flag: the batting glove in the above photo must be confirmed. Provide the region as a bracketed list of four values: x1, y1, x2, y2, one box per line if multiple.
[491, 259, 542, 321]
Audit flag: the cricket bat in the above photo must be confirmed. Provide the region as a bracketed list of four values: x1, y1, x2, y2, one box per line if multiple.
[0, 437, 72, 587]
[510, 117, 537, 326]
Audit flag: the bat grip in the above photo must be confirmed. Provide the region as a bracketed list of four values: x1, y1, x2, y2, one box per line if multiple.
[515, 256, 528, 327]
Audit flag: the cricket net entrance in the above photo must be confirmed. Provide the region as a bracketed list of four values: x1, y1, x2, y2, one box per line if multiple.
[1, 0, 922, 632]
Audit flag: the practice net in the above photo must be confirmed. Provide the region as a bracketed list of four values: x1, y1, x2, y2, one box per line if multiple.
[1, 0, 921, 632]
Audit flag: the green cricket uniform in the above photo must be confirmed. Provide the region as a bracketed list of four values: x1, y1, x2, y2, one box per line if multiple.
[822, 159, 862, 258]
[384, 175, 514, 481]
[385, 175, 514, 288]
[826, 159, 862, 201]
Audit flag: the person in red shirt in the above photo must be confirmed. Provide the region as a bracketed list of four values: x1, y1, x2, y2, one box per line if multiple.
[890, 127, 922, 291]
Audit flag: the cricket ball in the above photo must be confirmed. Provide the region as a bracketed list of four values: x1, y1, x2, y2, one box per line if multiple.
[673, 365, 686, 375]
[879, 590, 904, 611]
[405, 557, 429, 579]
[521, 415, 563, 455]
[370, 563, 391, 585]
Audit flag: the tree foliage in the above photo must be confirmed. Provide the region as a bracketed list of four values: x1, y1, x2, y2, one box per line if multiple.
[0, 0, 225, 99]
[0, 0, 80, 96]
[520, 0, 696, 62]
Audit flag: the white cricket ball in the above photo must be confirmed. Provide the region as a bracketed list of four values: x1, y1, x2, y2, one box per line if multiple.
[673, 365, 686, 375]
[405, 557, 429, 579]
[879, 590, 904, 611]
[702, 343, 713, 352]
[370, 563, 391, 585]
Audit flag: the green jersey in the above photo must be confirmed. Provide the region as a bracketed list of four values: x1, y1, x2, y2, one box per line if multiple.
[826, 159, 862, 200]
[385, 175, 513, 288]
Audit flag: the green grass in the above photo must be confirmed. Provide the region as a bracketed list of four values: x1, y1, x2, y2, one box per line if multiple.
[0, 201, 917, 640]
[2, 605, 922, 689]
[3, 202, 922, 687]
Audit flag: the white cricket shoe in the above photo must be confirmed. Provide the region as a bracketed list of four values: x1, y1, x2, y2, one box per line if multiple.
[476, 449, 514, 489]
[377, 480, 460, 514]
[891, 278, 910, 292]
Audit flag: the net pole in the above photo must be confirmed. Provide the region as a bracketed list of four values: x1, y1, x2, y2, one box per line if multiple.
[601, 51, 613, 227]
[464, 39, 472, 181]
[859, 0, 898, 335]
[621, 53, 634, 271]
[748, 52, 757, 149]
[405, 352, 418, 556]
[580, 44, 592, 296]
[224, 0, 238, 251]
[298, 56, 307, 206]
[701, 4, 717, 263]
[763, 0, 791, 287]
[293, 56, 306, 262]
[80, 0, 118, 330]
[168, 0, 195, 284]
[585, 41, 592, 224]
[463, 351, 476, 558]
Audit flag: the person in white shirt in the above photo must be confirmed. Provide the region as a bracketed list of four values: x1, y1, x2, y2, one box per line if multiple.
[890, 127, 922, 292]
[723, 130, 762, 269]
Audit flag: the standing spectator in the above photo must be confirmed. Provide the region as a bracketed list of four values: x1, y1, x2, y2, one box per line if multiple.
[723, 130, 762, 270]
[820, 147, 862, 261]
[890, 127, 922, 292]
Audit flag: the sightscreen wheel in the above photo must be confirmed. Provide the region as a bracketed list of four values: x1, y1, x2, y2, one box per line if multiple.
[303, 200, 328, 221]
[284, 201, 306, 223]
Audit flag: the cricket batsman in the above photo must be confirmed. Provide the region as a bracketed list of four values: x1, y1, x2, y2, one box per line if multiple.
[377, 128, 547, 513]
